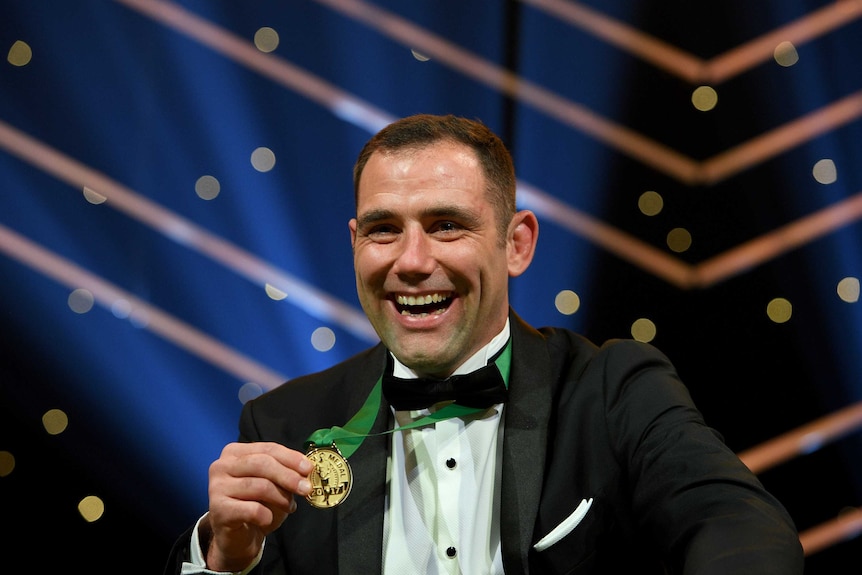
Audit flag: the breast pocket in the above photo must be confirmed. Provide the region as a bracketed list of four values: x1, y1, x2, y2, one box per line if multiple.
[533, 498, 593, 551]
[529, 496, 610, 574]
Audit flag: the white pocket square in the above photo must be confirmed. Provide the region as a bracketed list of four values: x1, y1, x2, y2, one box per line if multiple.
[532, 497, 594, 552]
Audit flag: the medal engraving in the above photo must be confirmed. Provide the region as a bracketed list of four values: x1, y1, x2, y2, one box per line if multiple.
[305, 443, 353, 508]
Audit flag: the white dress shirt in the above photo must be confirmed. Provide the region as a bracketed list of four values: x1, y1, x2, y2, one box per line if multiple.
[383, 321, 509, 575]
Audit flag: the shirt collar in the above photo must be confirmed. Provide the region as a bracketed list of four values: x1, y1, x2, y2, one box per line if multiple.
[391, 318, 511, 379]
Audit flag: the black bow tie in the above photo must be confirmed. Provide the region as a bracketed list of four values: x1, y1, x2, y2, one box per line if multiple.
[382, 356, 508, 411]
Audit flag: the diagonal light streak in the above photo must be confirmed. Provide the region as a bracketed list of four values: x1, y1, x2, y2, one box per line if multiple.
[313, 0, 862, 186]
[6, 1, 861, 297]
[0, 119, 378, 344]
[705, 0, 862, 84]
[5, 0, 862, 298]
[117, 0, 862, 189]
[521, 0, 862, 85]
[519, 0, 704, 82]
[313, 0, 700, 183]
[114, 0, 395, 135]
[116, 0, 695, 183]
[517, 182, 695, 287]
[701, 90, 862, 184]
[97, 0, 706, 284]
[737, 400, 862, 556]
[799, 505, 862, 557]
[0, 223, 288, 390]
[693, 190, 862, 287]
[3, 112, 862, 299]
[739, 401, 862, 475]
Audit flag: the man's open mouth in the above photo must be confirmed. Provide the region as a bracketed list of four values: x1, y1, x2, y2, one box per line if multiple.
[394, 292, 453, 316]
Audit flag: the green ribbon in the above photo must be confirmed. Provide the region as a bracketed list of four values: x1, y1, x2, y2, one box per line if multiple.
[305, 340, 512, 459]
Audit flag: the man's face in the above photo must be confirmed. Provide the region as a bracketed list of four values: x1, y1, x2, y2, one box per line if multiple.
[349, 141, 513, 377]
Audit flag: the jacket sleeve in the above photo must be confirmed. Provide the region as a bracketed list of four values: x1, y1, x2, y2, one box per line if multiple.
[600, 339, 803, 574]
[162, 526, 194, 575]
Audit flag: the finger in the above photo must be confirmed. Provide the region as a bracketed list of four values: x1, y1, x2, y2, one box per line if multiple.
[213, 492, 292, 529]
[221, 442, 314, 476]
[210, 473, 294, 510]
[211, 444, 313, 498]
[213, 454, 312, 499]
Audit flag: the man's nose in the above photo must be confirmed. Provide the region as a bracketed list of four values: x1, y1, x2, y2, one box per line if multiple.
[392, 229, 436, 276]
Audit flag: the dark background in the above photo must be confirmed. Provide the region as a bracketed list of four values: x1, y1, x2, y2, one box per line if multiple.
[1, 1, 860, 572]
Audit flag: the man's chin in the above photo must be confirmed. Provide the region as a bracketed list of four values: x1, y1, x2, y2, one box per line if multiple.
[388, 342, 457, 375]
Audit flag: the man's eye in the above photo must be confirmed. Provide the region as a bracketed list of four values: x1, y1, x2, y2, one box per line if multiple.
[434, 221, 460, 233]
[364, 223, 395, 234]
[366, 225, 399, 240]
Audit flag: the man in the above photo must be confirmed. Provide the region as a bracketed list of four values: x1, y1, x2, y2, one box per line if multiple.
[166, 114, 803, 574]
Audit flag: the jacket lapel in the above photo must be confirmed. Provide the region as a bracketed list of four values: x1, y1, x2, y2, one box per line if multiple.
[336, 345, 390, 574]
[500, 313, 553, 575]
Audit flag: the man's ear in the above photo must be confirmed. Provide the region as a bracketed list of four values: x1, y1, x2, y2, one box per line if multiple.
[348, 218, 358, 249]
[507, 210, 539, 277]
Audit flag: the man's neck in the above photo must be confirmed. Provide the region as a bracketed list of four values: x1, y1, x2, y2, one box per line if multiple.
[391, 318, 511, 379]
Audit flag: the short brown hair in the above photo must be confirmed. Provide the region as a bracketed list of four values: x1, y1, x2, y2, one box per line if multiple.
[353, 114, 516, 241]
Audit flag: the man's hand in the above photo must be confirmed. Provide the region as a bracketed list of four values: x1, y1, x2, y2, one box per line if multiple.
[203, 442, 313, 572]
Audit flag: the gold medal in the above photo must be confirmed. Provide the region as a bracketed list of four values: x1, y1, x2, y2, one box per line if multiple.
[305, 443, 353, 508]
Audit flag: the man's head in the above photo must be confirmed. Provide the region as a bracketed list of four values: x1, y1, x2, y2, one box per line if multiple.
[349, 114, 538, 377]
[354, 114, 517, 243]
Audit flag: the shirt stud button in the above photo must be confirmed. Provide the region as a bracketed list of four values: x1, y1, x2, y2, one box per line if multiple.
[446, 546, 457, 558]
[446, 458, 457, 469]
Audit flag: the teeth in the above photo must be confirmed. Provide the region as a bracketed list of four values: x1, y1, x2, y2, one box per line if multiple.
[396, 293, 450, 306]
[400, 309, 446, 316]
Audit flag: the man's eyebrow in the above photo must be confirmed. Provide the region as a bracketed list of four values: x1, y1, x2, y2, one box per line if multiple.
[424, 205, 482, 227]
[356, 205, 481, 229]
[355, 209, 395, 230]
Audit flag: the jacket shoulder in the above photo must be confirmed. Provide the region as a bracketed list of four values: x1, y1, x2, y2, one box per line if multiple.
[237, 344, 387, 446]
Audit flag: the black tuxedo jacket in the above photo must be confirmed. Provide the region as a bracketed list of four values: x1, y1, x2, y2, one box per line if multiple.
[166, 312, 803, 574]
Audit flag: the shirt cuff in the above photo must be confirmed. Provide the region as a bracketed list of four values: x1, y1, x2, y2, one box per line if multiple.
[180, 514, 264, 575]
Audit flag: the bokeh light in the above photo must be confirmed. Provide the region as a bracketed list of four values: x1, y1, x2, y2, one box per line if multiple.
[812, 159, 837, 184]
[692, 86, 718, 111]
[265, 283, 288, 300]
[7, 40, 32, 66]
[631, 318, 657, 343]
[78, 495, 105, 522]
[311, 327, 337, 352]
[666, 228, 692, 253]
[254, 27, 279, 53]
[42, 409, 69, 435]
[82, 186, 107, 205]
[195, 175, 221, 200]
[251, 147, 276, 172]
[0, 451, 15, 477]
[774, 41, 799, 67]
[767, 298, 793, 323]
[68, 289, 95, 314]
[638, 191, 663, 216]
[837, 277, 860, 303]
[554, 290, 581, 315]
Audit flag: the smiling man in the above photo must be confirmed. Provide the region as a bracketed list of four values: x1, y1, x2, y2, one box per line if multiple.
[165, 114, 803, 575]
[350, 136, 535, 378]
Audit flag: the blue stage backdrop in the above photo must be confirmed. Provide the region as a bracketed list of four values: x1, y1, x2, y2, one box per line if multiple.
[1, 1, 861, 572]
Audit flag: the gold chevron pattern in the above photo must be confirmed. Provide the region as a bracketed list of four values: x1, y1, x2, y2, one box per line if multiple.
[316, 0, 862, 289]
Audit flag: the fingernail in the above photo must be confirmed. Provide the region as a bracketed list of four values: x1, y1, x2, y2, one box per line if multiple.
[298, 479, 311, 494]
[299, 457, 313, 474]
